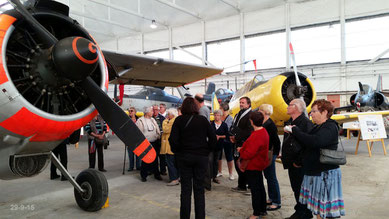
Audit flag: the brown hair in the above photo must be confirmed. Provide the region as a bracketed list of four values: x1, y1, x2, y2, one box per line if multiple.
[312, 99, 334, 118]
[240, 96, 251, 107]
[181, 97, 199, 115]
[249, 111, 264, 127]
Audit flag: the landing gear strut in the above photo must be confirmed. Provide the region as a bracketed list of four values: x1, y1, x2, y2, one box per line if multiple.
[51, 152, 108, 211]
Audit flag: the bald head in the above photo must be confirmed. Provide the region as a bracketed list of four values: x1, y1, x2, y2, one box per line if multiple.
[195, 93, 205, 106]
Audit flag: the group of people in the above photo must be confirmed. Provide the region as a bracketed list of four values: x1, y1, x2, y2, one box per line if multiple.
[50, 94, 345, 219]
[166, 96, 345, 219]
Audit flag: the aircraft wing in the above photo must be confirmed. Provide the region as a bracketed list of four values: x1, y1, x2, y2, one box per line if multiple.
[103, 50, 223, 87]
[331, 110, 389, 124]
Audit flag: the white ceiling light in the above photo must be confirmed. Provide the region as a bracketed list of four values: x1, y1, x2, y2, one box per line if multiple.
[150, 20, 157, 29]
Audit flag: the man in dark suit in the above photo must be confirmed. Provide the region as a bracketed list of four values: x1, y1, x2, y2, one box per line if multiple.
[230, 96, 253, 192]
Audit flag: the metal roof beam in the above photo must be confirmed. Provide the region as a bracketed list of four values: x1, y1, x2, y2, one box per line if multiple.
[220, 0, 240, 12]
[155, 0, 202, 20]
[70, 10, 140, 33]
[87, 0, 168, 28]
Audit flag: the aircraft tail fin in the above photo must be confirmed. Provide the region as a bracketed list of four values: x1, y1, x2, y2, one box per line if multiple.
[211, 92, 220, 112]
[206, 82, 215, 95]
[177, 86, 192, 99]
[358, 82, 364, 92]
[376, 74, 383, 92]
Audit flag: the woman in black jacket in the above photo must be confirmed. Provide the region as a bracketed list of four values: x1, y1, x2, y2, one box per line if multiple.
[284, 99, 345, 219]
[258, 104, 281, 211]
[169, 97, 217, 219]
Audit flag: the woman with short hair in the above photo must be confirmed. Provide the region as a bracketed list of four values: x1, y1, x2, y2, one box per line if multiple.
[210, 109, 229, 184]
[217, 102, 235, 180]
[161, 108, 180, 186]
[284, 99, 345, 219]
[258, 104, 281, 211]
[238, 111, 269, 219]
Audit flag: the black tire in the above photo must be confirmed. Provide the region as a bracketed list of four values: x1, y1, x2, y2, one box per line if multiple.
[74, 169, 108, 212]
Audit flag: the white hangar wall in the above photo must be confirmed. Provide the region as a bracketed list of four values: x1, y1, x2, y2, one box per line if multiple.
[97, 0, 389, 106]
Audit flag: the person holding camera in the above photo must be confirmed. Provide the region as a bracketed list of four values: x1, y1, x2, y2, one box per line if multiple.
[230, 96, 253, 193]
[281, 99, 313, 219]
[87, 114, 107, 172]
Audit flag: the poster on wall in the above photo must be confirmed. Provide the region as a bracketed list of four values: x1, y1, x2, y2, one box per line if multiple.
[358, 115, 387, 140]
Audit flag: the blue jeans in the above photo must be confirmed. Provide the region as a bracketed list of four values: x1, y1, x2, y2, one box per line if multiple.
[263, 155, 281, 205]
[165, 154, 179, 181]
[127, 147, 141, 170]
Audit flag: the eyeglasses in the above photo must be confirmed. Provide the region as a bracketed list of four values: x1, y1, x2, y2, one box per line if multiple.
[129, 110, 134, 112]
[288, 103, 296, 107]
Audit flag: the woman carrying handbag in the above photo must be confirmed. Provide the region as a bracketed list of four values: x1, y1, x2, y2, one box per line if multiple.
[284, 99, 345, 219]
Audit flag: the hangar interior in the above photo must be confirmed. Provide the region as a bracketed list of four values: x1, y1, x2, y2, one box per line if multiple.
[38, 0, 389, 108]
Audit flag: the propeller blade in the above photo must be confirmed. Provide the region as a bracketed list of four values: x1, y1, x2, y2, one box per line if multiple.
[81, 76, 156, 164]
[9, 0, 58, 48]
[289, 43, 302, 87]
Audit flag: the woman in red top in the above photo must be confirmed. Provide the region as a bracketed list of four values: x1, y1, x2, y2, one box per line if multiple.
[238, 111, 269, 219]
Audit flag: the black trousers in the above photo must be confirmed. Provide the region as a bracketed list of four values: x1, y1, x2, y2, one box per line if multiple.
[246, 170, 267, 216]
[153, 140, 167, 174]
[50, 142, 67, 177]
[88, 139, 104, 170]
[288, 166, 312, 218]
[234, 155, 247, 189]
[212, 150, 222, 179]
[140, 141, 160, 179]
[203, 151, 213, 190]
[177, 154, 208, 219]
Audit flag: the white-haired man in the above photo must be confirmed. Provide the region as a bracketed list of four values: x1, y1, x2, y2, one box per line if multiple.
[281, 99, 313, 219]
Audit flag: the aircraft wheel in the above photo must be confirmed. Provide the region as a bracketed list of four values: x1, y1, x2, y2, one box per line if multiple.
[74, 169, 108, 212]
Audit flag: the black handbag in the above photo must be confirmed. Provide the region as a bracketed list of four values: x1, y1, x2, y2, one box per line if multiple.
[320, 135, 347, 165]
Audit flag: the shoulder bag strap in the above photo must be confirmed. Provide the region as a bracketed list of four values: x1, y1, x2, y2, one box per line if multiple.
[184, 115, 194, 129]
[336, 126, 345, 152]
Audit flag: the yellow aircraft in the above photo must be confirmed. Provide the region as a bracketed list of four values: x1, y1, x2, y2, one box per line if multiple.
[228, 72, 389, 126]
[229, 71, 316, 127]
[229, 42, 389, 126]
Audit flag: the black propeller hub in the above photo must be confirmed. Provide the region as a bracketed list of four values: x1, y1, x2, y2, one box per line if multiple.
[52, 36, 98, 81]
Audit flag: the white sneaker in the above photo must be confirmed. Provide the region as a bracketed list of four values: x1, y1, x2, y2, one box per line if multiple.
[216, 172, 223, 177]
[229, 174, 235, 180]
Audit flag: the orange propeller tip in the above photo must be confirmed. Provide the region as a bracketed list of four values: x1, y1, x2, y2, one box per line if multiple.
[141, 148, 156, 164]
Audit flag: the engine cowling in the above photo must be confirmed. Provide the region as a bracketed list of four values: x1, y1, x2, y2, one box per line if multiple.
[0, 6, 107, 179]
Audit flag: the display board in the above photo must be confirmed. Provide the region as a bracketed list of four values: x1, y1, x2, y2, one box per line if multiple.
[358, 115, 387, 140]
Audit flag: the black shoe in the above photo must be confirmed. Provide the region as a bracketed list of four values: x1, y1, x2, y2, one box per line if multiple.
[127, 168, 134, 172]
[285, 212, 299, 219]
[50, 174, 60, 180]
[99, 169, 107, 172]
[267, 205, 281, 211]
[212, 178, 220, 184]
[154, 175, 162, 181]
[259, 212, 267, 216]
[141, 177, 147, 182]
[231, 186, 247, 193]
[61, 177, 68, 181]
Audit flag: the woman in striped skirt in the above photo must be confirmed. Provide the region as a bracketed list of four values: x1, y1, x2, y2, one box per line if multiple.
[284, 99, 345, 219]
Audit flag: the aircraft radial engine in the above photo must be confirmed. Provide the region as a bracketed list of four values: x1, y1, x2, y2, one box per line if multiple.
[0, 5, 107, 179]
[229, 71, 316, 127]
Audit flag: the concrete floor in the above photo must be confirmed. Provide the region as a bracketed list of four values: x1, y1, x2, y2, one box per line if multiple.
[1, 135, 389, 219]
